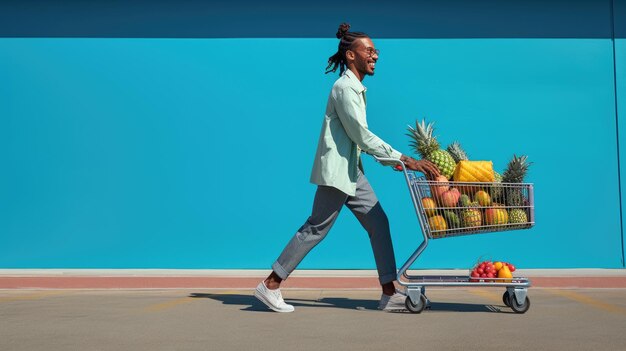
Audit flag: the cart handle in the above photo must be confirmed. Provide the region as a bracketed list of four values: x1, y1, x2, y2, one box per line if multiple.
[373, 156, 406, 171]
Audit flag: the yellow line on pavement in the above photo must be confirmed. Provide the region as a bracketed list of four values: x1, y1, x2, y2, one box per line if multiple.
[143, 297, 196, 312]
[547, 289, 626, 316]
[468, 289, 503, 305]
[0, 291, 67, 303]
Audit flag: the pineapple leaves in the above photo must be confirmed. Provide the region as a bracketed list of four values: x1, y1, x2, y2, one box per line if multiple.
[502, 154, 532, 183]
[406, 119, 456, 178]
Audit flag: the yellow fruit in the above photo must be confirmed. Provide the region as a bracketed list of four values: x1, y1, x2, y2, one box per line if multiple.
[422, 197, 437, 216]
[485, 208, 508, 225]
[474, 190, 491, 206]
[452, 160, 495, 182]
[428, 215, 448, 231]
[497, 266, 513, 283]
[494, 262, 503, 271]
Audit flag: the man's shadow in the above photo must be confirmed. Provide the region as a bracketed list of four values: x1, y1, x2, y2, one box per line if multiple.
[188, 293, 508, 313]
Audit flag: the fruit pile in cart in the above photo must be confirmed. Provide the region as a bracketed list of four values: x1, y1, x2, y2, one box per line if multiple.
[407, 120, 533, 237]
[470, 259, 516, 283]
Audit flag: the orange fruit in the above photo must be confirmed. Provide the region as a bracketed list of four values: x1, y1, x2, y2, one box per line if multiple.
[494, 262, 503, 271]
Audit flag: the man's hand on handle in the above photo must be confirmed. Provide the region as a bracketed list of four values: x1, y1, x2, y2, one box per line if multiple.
[399, 155, 441, 179]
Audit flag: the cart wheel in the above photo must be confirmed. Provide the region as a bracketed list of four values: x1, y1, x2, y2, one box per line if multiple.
[509, 296, 530, 314]
[405, 295, 427, 313]
[502, 291, 511, 307]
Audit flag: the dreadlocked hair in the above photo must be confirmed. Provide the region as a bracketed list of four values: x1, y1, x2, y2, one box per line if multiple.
[325, 23, 369, 75]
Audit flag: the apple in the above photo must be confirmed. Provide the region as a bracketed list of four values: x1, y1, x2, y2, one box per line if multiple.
[440, 188, 461, 207]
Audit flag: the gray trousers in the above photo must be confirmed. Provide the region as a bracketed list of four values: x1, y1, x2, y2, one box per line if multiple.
[272, 171, 397, 285]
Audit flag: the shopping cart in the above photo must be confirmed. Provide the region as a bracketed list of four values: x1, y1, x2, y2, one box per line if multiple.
[375, 156, 535, 314]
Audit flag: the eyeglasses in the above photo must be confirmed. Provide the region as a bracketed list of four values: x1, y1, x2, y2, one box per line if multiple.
[363, 47, 380, 57]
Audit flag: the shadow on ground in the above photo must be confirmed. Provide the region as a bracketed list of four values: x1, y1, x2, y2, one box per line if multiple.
[188, 293, 508, 313]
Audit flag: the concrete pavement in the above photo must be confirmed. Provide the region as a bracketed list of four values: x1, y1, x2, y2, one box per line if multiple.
[1, 269, 626, 289]
[1, 269, 625, 350]
[1, 287, 626, 350]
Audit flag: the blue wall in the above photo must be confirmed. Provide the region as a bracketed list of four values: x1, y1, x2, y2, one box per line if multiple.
[1, 1, 625, 269]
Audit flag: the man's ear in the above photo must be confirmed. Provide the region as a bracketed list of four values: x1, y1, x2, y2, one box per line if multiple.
[345, 49, 355, 62]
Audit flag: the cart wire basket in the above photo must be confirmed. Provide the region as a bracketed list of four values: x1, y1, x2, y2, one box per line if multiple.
[412, 174, 535, 239]
[375, 156, 536, 314]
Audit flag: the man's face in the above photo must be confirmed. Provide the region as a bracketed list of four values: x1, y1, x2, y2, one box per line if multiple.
[348, 37, 379, 76]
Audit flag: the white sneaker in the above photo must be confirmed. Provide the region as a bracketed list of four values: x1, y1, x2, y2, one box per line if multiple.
[378, 292, 408, 312]
[254, 281, 295, 313]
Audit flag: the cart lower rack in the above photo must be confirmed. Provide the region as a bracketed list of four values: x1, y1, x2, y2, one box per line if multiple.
[375, 157, 535, 313]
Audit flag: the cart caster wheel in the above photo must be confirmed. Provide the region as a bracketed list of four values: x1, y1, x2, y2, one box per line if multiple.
[405, 295, 427, 313]
[510, 296, 530, 314]
[503, 291, 511, 307]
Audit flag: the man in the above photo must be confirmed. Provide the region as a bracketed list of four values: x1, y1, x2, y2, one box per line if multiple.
[254, 23, 439, 312]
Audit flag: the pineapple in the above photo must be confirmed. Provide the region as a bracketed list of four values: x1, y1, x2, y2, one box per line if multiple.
[407, 120, 457, 178]
[494, 171, 503, 182]
[447, 141, 469, 163]
[506, 190, 525, 207]
[509, 209, 528, 225]
[490, 171, 504, 201]
[461, 208, 482, 228]
[502, 155, 531, 183]
[502, 155, 532, 206]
